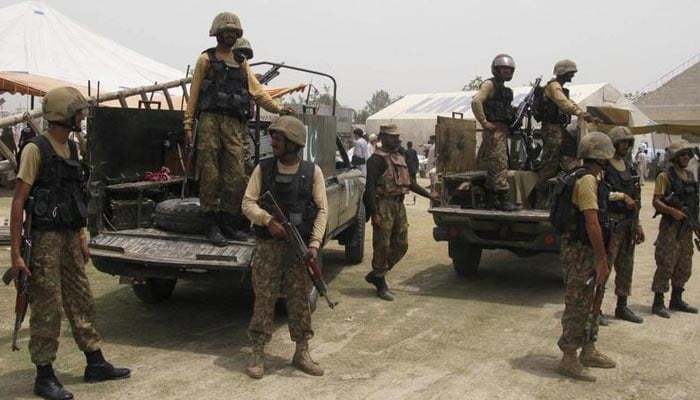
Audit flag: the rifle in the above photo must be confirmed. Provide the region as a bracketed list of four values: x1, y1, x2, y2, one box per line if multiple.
[585, 274, 605, 342]
[654, 191, 699, 243]
[509, 77, 542, 171]
[259, 191, 337, 309]
[2, 196, 35, 351]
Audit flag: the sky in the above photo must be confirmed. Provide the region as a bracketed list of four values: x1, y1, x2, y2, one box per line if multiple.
[0, 0, 698, 110]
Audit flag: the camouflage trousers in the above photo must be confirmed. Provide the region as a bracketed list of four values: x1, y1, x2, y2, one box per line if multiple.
[536, 122, 564, 188]
[371, 197, 408, 277]
[607, 214, 637, 297]
[197, 112, 247, 213]
[29, 230, 101, 366]
[248, 239, 313, 345]
[558, 238, 598, 352]
[652, 218, 693, 293]
[481, 124, 509, 191]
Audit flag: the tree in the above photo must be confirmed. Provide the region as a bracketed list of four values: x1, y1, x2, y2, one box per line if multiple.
[290, 84, 339, 107]
[462, 75, 484, 91]
[354, 90, 402, 124]
[354, 109, 370, 124]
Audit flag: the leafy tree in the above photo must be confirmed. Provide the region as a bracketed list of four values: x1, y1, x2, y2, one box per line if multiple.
[462, 75, 484, 91]
[354, 109, 370, 124]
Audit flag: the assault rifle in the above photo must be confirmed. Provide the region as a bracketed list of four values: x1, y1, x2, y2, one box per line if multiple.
[2, 196, 35, 351]
[509, 77, 542, 171]
[259, 191, 337, 309]
[614, 175, 642, 254]
[585, 274, 605, 342]
[653, 191, 700, 249]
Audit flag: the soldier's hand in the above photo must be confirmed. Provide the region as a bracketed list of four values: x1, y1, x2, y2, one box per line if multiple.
[371, 214, 382, 229]
[11, 255, 31, 281]
[636, 226, 645, 244]
[622, 194, 637, 211]
[482, 121, 497, 131]
[184, 129, 193, 147]
[267, 219, 288, 240]
[80, 236, 91, 265]
[581, 112, 599, 124]
[429, 191, 441, 203]
[279, 107, 295, 116]
[308, 246, 319, 262]
[595, 258, 609, 286]
[671, 208, 688, 221]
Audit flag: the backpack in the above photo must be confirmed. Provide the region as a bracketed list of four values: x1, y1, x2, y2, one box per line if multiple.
[549, 168, 592, 233]
[531, 85, 545, 123]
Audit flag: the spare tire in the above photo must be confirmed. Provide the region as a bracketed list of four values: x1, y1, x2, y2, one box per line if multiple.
[154, 197, 207, 234]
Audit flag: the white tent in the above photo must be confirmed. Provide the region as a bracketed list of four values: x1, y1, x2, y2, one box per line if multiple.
[366, 83, 666, 152]
[0, 1, 185, 93]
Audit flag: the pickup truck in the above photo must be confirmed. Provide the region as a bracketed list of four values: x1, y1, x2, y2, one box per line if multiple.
[85, 63, 366, 309]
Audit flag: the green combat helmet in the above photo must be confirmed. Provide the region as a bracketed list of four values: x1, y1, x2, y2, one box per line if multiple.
[42, 87, 88, 123]
[577, 131, 615, 160]
[233, 37, 254, 60]
[668, 139, 694, 161]
[553, 59, 578, 76]
[209, 12, 243, 36]
[607, 126, 634, 145]
[269, 116, 306, 147]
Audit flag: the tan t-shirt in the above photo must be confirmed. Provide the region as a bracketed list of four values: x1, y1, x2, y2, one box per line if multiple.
[544, 80, 583, 117]
[572, 174, 599, 211]
[471, 79, 494, 126]
[654, 166, 688, 196]
[16, 133, 71, 186]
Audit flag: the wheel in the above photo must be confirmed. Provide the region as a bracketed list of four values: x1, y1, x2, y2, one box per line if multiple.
[451, 244, 482, 277]
[153, 197, 207, 234]
[344, 202, 366, 264]
[132, 278, 177, 303]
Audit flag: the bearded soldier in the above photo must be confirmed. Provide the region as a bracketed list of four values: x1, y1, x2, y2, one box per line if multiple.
[11, 87, 130, 400]
[651, 139, 699, 318]
[184, 12, 290, 246]
[602, 126, 645, 324]
[471, 54, 518, 211]
[242, 116, 328, 378]
[364, 124, 440, 301]
[556, 132, 616, 382]
[534, 59, 599, 209]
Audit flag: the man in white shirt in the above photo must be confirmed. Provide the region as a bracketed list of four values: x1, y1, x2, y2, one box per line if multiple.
[351, 128, 369, 176]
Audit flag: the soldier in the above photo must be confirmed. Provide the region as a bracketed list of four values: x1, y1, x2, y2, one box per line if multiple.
[534, 59, 599, 209]
[184, 12, 290, 246]
[241, 116, 328, 379]
[556, 132, 616, 382]
[471, 54, 518, 211]
[10, 87, 130, 400]
[650, 139, 699, 318]
[364, 124, 440, 301]
[603, 126, 645, 324]
[233, 37, 254, 62]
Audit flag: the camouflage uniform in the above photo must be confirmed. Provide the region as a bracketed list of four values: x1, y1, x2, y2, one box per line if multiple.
[371, 197, 409, 277]
[29, 230, 102, 365]
[651, 215, 693, 293]
[537, 122, 564, 185]
[247, 239, 313, 345]
[481, 124, 509, 191]
[607, 213, 635, 297]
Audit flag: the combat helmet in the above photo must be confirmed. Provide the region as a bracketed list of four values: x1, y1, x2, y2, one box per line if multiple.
[233, 37, 253, 60]
[553, 59, 578, 76]
[668, 139, 695, 161]
[491, 53, 516, 77]
[607, 126, 634, 145]
[209, 12, 243, 37]
[577, 131, 615, 160]
[42, 87, 88, 123]
[269, 116, 306, 147]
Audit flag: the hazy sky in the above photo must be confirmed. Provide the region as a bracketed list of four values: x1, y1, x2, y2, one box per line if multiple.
[1, 0, 698, 109]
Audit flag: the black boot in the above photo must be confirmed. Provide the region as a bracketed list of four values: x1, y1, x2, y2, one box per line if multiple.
[670, 287, 699, 314]
[206, 212, 228, 247]
[84, 349, 131, 383]
[495, 191, 518, 212]
[34, 364, 73, 400]
[615, 296, 644, 323]
[652, 292, 671, 318]
[218, 212, 250, 241]
[365, 272, 394, 301]
[485, 190, 497, 210]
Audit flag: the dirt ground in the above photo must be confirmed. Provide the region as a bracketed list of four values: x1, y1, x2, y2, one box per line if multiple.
[1, 181, 699, 400]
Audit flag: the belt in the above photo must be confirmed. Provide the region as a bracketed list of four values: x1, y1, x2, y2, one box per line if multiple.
[379, 195, 404, 203]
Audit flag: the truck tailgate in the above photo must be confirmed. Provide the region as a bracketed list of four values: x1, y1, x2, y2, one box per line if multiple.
[429, 206, 550, 222]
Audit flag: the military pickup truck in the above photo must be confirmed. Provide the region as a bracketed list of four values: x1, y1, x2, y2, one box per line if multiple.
[85, 63, 366, 308]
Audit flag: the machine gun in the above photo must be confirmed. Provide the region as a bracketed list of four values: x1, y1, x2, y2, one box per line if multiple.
[2, 196, 35, 351]
[259, 191, 337, 309]
[509, 77, 542, 171]
[257, 62, 285, 85]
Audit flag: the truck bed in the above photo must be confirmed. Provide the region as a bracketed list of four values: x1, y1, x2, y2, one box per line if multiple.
[429, 206, 549, 222]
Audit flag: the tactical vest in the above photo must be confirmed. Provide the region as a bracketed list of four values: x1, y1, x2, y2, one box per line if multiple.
[542, 80, 572, 126]
[483, 78, 515, 124]
[662, 167, 699, 226]
[374, 149, 411, 197]
[29, 136, 88, 230]
[197, 48, 252, 121]
[560, 167, 611, 246]
[605, 161, 639, 214]
[254, 158, 318, 243]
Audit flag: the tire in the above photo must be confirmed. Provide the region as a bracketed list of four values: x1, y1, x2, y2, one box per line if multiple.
[452, 244, 482, 277]
[154, 197, 207, 234]
[132, 278, 177, 304]
[344, 202, 366, 264]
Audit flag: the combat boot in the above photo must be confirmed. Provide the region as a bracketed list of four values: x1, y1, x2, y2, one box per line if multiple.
[206, 212, 228, 247]
[652, 292, 671, 318]
[292, 341, 324, 376]
[614, 296, 644, 323]
[34, 364, 73, 400]
[669, 287, 699, 314]
[218, 212, 250, 241]
[579, 344, 616, 368]
[365, 272, 394, 301]
[495, 191, 518, 212]
[557, 350, 596, 382]
[485, 190, 497, 210]
[83, 350, 131, 383]
[246, 343, 265, 379]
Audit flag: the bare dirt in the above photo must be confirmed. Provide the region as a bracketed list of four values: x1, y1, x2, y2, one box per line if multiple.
[1, 182, 699, 399]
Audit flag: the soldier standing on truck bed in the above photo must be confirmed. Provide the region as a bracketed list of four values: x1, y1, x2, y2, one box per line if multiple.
[602, 126, 645, 324]
[534, 59, 599, 209]
[241, 116, 328, 379]
[184, 12, 290, 246]
[650, 139, 699, 318]
[556, 132, 616, 382]
[471, 53, 518, 211]
[364, 124, 439, 301]
[11, 87, 130, 400]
